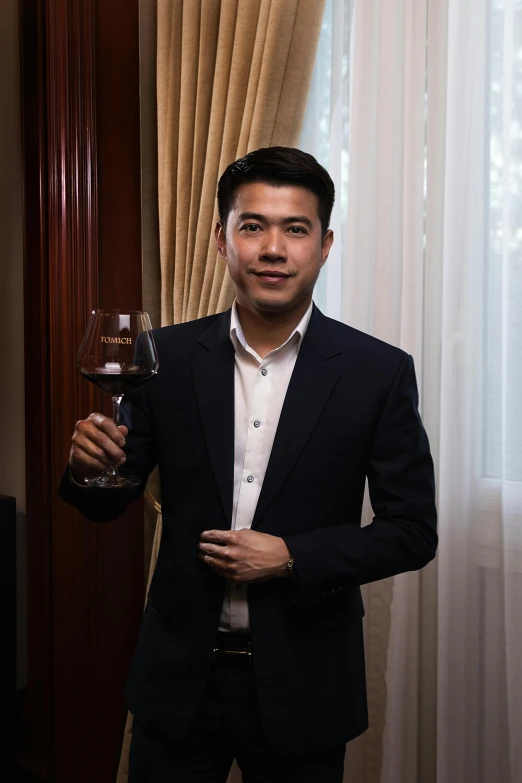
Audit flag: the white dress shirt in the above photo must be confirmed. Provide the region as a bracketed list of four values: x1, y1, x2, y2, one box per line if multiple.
[219, 299, 313, 633]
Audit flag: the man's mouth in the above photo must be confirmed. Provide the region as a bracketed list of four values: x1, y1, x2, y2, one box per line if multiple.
[252, 270, 291, 278]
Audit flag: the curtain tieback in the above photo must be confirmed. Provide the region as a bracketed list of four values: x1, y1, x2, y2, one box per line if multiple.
[145, 487, 162, 514]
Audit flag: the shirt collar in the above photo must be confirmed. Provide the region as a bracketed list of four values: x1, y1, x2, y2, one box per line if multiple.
[229, 299, 313, 357]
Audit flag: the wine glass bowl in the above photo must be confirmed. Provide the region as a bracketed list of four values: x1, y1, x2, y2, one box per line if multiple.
[77, 310, 158, 488]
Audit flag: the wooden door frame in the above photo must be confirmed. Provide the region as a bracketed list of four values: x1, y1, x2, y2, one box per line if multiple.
[19, 1, 145, 779]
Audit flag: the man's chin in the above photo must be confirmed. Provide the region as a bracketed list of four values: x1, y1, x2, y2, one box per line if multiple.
[238, 292, 312, 316]
[255, 300, 293, 313]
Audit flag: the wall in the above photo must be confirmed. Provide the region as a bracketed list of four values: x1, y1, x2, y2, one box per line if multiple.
[0, 0, 26, 688]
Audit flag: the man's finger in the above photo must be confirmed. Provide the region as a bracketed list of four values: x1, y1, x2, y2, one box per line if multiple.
[86, 413, 126, 446]
[199, 543, 230, 560]
[72, 438, 112, 466]
[76, 427, 126, 463]
[88, 412, 107, 426]
[97, 415, 126, 446]
[71, 446, 109, 474]
[200, 529, 231, 544]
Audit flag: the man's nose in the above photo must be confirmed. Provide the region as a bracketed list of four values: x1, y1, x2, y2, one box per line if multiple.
[260, 228, 287, 260]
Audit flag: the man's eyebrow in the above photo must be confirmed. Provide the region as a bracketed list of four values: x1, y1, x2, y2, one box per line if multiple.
[237, 212, 314, 228]
[237, 212, 267, 223]
[281, 215, 314, 228]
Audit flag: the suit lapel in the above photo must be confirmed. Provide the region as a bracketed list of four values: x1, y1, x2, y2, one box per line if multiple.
[252, 306, 342, 528]
[192, 311, 235, 526]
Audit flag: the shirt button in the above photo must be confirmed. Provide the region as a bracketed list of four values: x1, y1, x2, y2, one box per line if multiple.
[236, 584, 243, 591]
[253, 420, 261, 428]
[261, 368, 268, 376]
[247, 475, 254, 483]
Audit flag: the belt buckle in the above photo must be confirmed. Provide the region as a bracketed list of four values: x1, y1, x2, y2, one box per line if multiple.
[213, 640, 252, 666]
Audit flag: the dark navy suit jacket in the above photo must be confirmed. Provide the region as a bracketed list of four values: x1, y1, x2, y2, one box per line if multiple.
[59, 305, 437, 754]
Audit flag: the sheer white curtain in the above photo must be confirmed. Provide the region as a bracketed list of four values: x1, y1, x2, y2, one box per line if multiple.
[437, 1, 522, 780]
[300, 1, 522, 782]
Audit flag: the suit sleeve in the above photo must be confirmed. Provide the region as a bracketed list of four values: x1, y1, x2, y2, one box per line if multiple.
[58, 383, 158, 522]
[283, 354, 437, 591]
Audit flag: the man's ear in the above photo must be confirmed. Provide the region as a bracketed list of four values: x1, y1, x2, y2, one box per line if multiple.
[215, 222, 226, 259]
[321, 229, 334, 267]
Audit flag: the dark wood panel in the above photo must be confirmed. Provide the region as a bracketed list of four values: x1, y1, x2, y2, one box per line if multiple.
[86, 1, 144, 777]
[19, 1, 53, 775]
[20, 1, 144, 780]
[97, 0, 143, 309]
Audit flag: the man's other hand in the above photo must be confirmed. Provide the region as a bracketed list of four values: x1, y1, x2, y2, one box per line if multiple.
[199, 528, 291, 582]
[69, 413, 129, 482]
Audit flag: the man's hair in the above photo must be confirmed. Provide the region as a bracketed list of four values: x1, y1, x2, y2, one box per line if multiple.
[217, 146, 335, 235]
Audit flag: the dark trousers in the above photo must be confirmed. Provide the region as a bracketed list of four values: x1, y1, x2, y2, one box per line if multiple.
[128, 659, 346, 783]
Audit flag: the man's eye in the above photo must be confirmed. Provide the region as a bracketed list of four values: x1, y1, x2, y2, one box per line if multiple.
[241, 224, 261, 232]
[288, 226, 306, 234]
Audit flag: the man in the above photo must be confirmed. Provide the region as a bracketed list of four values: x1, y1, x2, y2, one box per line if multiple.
[60, 147, 437, 782]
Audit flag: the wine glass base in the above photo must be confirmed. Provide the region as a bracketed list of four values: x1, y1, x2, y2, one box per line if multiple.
[83, 473, 141, 489]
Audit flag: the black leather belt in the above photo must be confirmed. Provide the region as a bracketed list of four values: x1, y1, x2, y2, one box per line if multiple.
[213, 632, 252, 666]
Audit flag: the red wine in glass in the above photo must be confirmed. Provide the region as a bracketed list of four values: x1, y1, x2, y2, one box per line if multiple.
[77, 309, 159, 488]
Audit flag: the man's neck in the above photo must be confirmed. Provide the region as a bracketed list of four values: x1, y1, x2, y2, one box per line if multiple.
[235, 299, 311, 359]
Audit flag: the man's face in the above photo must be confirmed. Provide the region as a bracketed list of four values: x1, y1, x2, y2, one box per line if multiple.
[215, 182, 333, 315]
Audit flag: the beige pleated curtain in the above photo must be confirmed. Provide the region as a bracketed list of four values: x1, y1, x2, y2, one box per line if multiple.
[117, 1, 325, 779]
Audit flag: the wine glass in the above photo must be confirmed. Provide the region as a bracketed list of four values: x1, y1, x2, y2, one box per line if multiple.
[77, 309, 159, 488]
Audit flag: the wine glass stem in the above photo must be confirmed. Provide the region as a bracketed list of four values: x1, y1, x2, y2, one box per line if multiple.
[112, 395, 123, 426]
[107, 395, 124, 478]
[106, 394, 122, 478]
